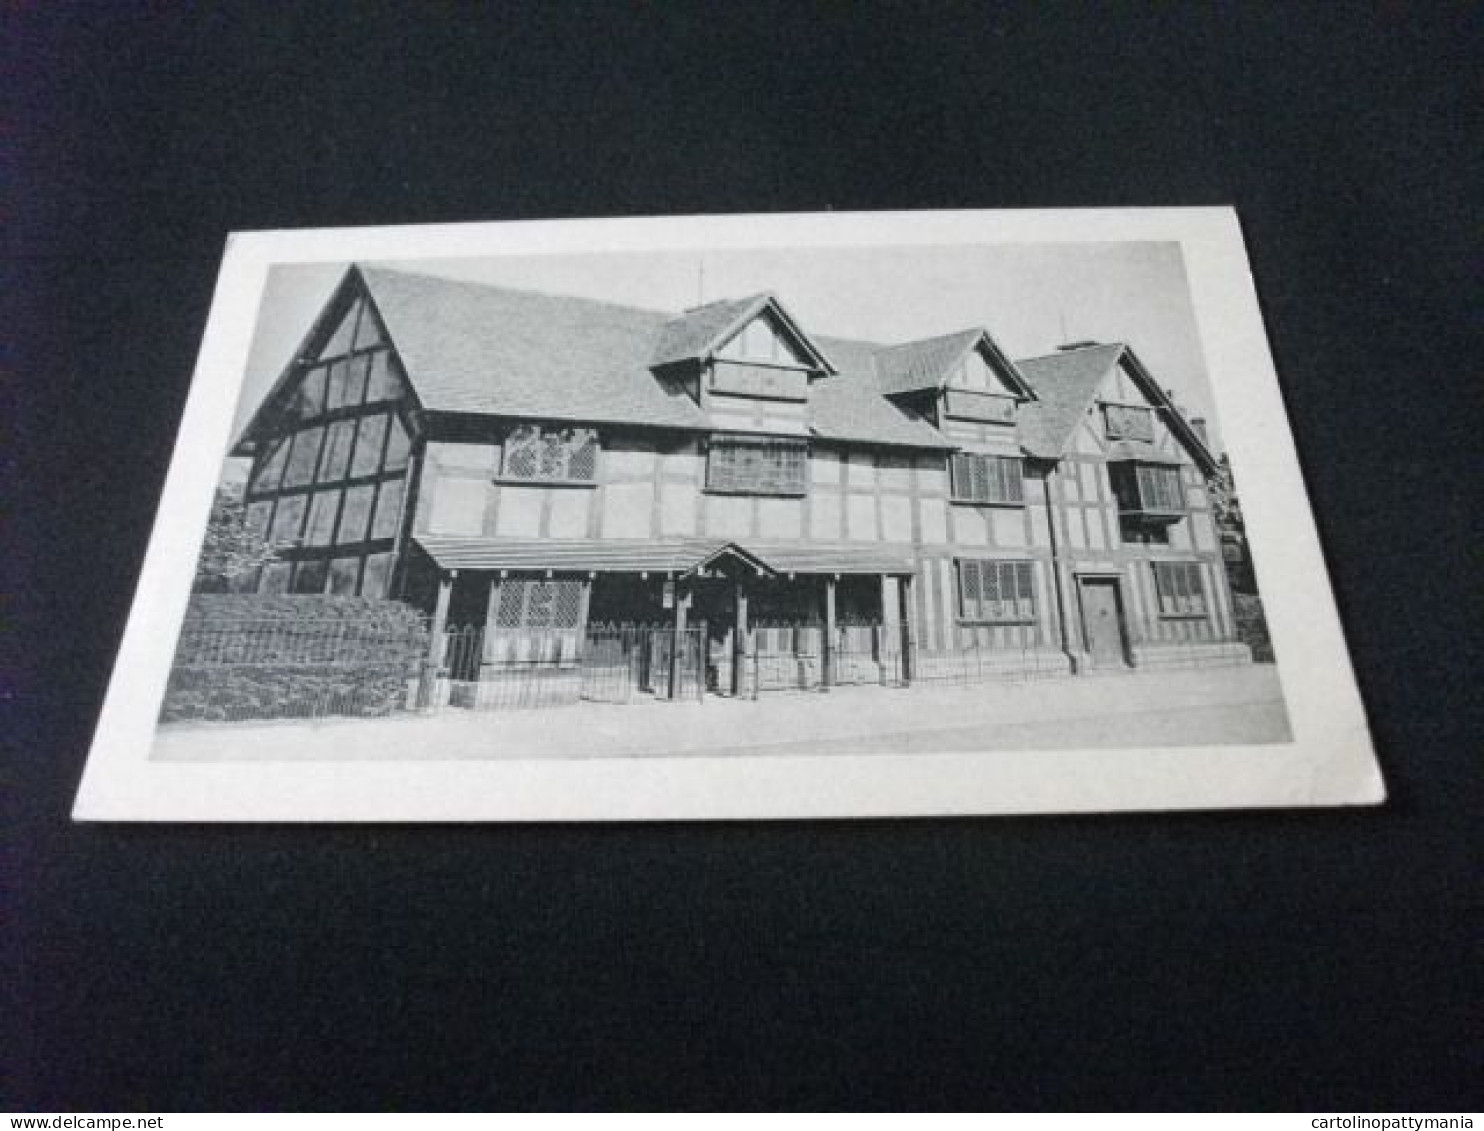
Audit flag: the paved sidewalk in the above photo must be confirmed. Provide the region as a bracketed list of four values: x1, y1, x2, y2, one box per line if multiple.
[153, 664, 1291, 762]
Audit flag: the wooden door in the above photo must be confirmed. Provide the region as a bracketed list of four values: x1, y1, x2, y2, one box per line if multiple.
[1079, 578, 1128, 667]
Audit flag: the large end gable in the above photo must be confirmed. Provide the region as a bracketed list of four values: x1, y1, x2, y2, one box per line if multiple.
[1015, 342, 1217, 473]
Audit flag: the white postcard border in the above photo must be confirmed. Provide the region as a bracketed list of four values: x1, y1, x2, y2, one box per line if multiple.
[72, 208, 1383, 821]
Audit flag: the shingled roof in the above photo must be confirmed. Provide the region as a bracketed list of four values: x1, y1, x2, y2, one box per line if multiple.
[1014, 344, 1126, 458]
[359, 267, 707, 430]
[351, 267, 943, 449]
[1015, 343, 1217, 473]
[808, 375, 955, 450]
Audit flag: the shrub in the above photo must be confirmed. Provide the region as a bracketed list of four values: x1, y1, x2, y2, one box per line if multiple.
[1232, 593, 1275, 663]
[160, 596, 431, 723]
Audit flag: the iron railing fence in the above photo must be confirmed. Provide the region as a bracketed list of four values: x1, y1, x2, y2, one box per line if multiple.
[908, 624, 1069, 687]
[160, 607, 1251, 724]
[160, 615, 431, 723]
[441, 621, 709, 711]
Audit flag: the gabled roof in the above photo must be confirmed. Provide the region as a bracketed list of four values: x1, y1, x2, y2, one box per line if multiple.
[358, 267, 708, 431]
[1014, 344, 1126, 459]
[872, 327, 1037, 399]
[1014, 342, 1217, 473]
[649, 292, 837, 373]
[808, 374, 956, 450]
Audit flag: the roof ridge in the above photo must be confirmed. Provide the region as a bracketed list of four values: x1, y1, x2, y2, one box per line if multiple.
[356, 263, 677, 321]
[873, 326, 984, 356]
[1015, 341, 1126, 365]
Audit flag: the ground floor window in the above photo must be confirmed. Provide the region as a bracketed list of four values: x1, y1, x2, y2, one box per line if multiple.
[1152, 561, 1207, 617]
[957, 559, 1036, 623]
[493, 578, 585, 630]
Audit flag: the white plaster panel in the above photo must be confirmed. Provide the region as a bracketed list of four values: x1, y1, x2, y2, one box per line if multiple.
[811, 450, 841, 484]
[707, 495, 752, 539]
[660, 484, 697, 536]
[428, 477, 488, 536]
[952, 506, 988, 546]
[878, 462, 913, 493]
[880, 495, 912, 543]
[1066, 510, 1087, 549]
[547, 490, 589, 539]
[759, 497, 803, 540]
[660, 448, 702, 482]
[1085, 507, 1106, 550]
[846, 493, 878, 541]
[916, 463, 948, 496]
[601, 482, 653, 539]
[494, 485, 543, 538]
[918, 499, 948, 544]
[603, 446, 656, 481]
[991, 508, 1027, 548]
[430, 441, 497, 474]
[1029, 506, 1051, 547]
[846, 453, 876, 489]
[1079, 461, 1099, 499]
[1169, 520, 1192, 551]
[810, 493, 842, 540]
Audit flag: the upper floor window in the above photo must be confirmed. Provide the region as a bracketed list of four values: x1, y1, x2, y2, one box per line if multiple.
[1109, 461, 1184, 516]
[950, 453, 1025, 505]
[957, 559, 1036, 624]
[706, 436, 807, 496]
[501, 425, 599, 484]
[1103, 402, 1156, 443]
[1152, 561, 1208, 618]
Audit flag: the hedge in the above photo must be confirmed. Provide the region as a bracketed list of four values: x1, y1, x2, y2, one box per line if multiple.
[160, 596, 431, 723]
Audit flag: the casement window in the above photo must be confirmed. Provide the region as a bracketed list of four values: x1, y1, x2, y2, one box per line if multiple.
[706, 436, 808, 496]
[1152, 561, 1208, 617]
[950, 453, 1025, 505]
[493, 579, 585, 631]
[501, 425, 599, 484]
[1103, 402, 1156, 442]
[957, 559, 1037, 623]
[1110, 461, 1185, 515]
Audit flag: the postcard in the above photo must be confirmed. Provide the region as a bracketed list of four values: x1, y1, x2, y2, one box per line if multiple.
[72, 209, 1383, 820]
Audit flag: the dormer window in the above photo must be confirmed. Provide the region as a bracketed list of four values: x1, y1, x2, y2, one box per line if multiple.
[1103, 402, 1155, 443]
[500, 424, 599, 485]
[709, 313, 813, 401]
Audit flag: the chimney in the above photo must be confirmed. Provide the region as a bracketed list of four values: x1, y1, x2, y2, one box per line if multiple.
[1190, 416, 1209, 445]
[1056, 340, 1101, 351]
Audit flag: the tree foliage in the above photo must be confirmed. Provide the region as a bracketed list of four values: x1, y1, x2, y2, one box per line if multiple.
[193, 482, 282, 592]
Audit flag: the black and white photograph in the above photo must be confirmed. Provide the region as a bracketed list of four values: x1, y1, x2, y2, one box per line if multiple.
[70, 210, 1378, 821]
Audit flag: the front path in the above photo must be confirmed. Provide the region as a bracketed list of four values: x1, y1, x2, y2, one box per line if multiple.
[153, 664, 1292, 762]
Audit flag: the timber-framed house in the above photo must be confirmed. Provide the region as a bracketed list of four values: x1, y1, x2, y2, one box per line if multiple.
[230, 265, 1250, 700]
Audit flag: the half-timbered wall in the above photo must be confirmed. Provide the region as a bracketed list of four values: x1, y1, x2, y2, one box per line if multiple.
[1044, 358, 1230, 660]
[242, 293, 415, 599]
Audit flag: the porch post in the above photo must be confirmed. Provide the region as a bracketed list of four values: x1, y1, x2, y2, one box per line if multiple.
[731, 578, 749, 697]
[430, 570, 455, 666]
[822, 575, 838, 689]
[898, 571, 917, 685]
[667, 578, 689, 701]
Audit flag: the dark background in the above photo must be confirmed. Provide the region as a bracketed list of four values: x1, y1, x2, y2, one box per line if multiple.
[6, 3, 1481, 1111]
